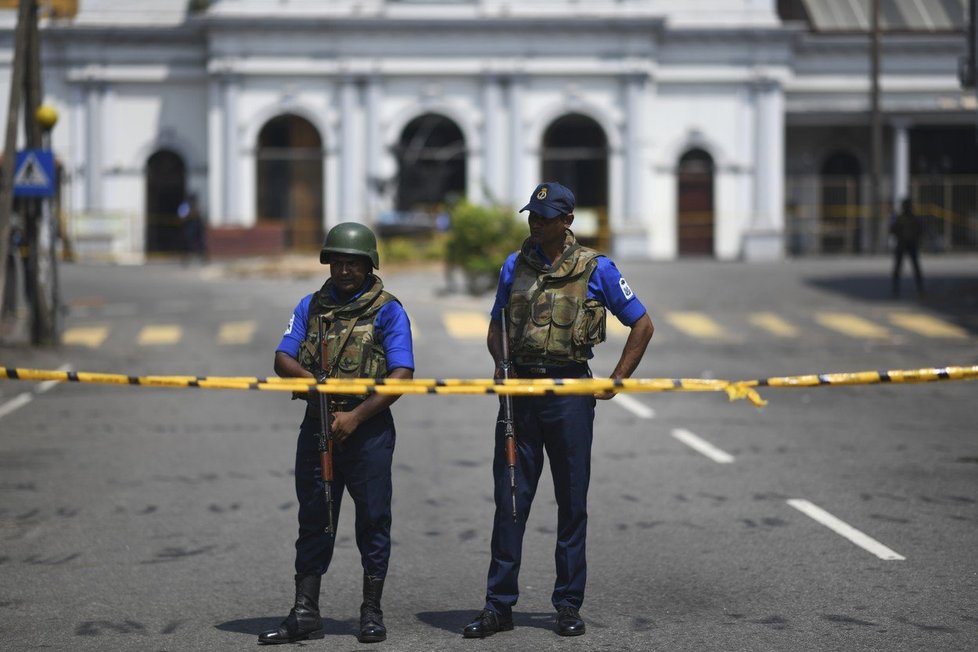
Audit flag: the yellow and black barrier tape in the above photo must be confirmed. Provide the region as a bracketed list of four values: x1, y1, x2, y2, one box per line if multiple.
[2, 365, 976, 408]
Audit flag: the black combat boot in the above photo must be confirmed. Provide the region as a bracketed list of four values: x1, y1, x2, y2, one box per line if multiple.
[257, 574, 324, 645]
[358, 574, 387, 643]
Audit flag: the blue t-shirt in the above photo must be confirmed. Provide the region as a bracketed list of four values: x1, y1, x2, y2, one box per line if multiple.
[277, 287, 415, 372]
[490, 249, 647, 327]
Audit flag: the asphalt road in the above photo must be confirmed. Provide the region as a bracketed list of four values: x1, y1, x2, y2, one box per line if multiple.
[1, 255, 976, 651]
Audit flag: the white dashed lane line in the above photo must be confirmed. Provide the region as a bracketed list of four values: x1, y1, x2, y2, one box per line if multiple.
[670, 428, 735, 464]
[0, 393, 33, 419]
[612, 393, 655, 419]
[787, 499, 906, 561]
[0, 363, 71, 420]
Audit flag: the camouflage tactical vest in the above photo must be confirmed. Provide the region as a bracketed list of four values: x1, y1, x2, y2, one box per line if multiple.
[296, 275, 396, 381]
[506, 231, 606, 364]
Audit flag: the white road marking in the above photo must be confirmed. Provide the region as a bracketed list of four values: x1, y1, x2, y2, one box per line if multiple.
[670, 428, 734, 464]
[612, 393, 655, 419]
[36, 364, 72, 394]
[787, 499, 906, 561]
[0, 364, 71, 418]
[0, 393, 32, 419]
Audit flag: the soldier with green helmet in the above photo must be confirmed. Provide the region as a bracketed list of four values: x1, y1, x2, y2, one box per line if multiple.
[262, 222, 414, 645]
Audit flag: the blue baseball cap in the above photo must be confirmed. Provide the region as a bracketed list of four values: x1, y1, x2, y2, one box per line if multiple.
[519, 182, 576, 219]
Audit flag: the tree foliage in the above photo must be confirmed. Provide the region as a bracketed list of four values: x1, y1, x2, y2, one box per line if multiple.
[446, 201, 525, 294]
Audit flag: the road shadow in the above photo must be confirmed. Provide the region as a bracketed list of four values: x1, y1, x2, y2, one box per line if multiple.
[805, 273, 978, 333]
[215, 616, 356, 638]
[416, 609, 555, 634]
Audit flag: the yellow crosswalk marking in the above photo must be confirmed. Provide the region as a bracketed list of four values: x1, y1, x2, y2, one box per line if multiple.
[607, 319, 630, 338]
[63, 326, 108, 348]
[444, 312, 489, 339]
[888, 312, 968, 339]
[749, 312, 799, 337]
[666, 312, 726, 339]
[137, 325, 182, 345]
[815, 312, 889, 339]
[218, 321, 256, 345]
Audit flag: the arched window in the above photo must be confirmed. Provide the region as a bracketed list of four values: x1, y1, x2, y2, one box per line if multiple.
[145, 149, 186, 253]
[394, 113, 466, 212]
[542, 114, 609, 250]
[256, 114, 323, 249]
[677, 149, 715, 256]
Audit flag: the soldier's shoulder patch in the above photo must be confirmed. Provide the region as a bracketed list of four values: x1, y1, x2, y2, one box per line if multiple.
[284, 314, 295, 335]
[619, 277, 634, 300]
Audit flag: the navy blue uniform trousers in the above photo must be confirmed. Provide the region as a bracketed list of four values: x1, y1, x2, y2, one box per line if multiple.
[293, 408, 395, 579]
[484, 376, 595, 616]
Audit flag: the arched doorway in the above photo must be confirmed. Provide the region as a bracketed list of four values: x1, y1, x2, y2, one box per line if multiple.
[394, 113, 466, 216]
[145, 149, 186, 254]
[541, 114, 609, 250]
[677, 149, 715, 256]
[256, 114, 324, 250]
[819, 151, 862, 253]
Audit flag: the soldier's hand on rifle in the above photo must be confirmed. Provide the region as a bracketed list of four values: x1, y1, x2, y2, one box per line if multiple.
[494, 362, 517, 381]
[594, 384, 618, 400]
[331, 410, 362, 444]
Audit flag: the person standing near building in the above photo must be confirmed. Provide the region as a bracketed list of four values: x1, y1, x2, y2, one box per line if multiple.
[261, 223, 414, 645]
[890, 198, 924, 297]
[463, 182, 654, 639]
[177, 194, 207, 263]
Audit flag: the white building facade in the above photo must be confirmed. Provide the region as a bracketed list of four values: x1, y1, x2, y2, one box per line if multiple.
[0, 0, 971, 260]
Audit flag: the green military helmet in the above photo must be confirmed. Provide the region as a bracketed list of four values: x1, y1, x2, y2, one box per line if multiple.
[320, 222, 380, 269]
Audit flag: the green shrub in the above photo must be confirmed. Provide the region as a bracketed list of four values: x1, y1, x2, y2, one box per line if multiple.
[447, 201, 525, 294]
[378, 237, 419, 265]
[378, 233, 449, 266]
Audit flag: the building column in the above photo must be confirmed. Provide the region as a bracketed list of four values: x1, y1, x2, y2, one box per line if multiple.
[363, 75, 382, 224]
[339, 76, 360, 223]
[507, 74, 526, 205]
[482, 74, 504, 205]
[623, 72, 648, 224]
[744, 77, 785, 261]
[84, 82, 103, 211]
[891, 118, 911, 206]
[69, 84, 86, 214]
[221, 75, 240, 224]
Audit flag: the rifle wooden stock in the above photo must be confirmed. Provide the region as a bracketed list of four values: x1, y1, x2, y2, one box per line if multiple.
[499, 309, 518, 521]
[316, 315, 336, 537]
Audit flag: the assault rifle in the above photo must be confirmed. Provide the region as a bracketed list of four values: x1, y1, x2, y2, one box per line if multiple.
[498, 308, 518, 521]
[311, 315, 336, 537]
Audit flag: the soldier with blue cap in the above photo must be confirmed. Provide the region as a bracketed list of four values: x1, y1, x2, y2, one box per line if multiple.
[261, 222, 414, 645]
[463, 182, 654, 638]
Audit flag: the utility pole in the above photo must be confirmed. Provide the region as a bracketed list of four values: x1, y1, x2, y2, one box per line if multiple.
[0, 0, 31, 323]
[0, 0, 57, 345]
[23, 0, 55, 344]
[870, 0, 883, 252]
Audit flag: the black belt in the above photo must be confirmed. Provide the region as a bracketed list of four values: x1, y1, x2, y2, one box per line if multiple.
[513, 361, 589, 378]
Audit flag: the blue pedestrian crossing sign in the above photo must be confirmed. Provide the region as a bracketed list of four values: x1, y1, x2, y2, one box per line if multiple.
[13, 149, 55, 198]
